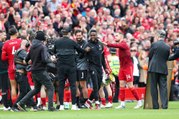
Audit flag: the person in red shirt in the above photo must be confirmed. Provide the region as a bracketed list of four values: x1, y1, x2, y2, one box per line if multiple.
[105, 32, 143, 109]
[1, 26, 22, 104]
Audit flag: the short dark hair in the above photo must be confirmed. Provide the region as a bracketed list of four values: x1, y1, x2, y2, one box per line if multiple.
[35, 31, 46, 41]
[9, 25, 18, 36]
[75, 30, 83, 35]
[90, 29, 97, 34]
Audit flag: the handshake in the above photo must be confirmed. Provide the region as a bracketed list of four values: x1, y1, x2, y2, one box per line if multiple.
[84, 46, 91, 52]
[50, 55, 57, 63]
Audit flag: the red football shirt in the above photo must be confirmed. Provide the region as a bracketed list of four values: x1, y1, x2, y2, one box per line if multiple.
[107, 41, 133, 69]
[1, 38, 22, 71]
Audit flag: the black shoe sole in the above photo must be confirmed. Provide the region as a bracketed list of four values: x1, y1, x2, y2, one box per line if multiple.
[17, 103, 27, 112]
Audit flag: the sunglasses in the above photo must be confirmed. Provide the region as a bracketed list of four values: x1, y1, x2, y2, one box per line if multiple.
[90, 34, 96, 36]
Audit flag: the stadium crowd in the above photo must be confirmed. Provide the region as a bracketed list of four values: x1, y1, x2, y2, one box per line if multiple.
[0, 0, 179, 111]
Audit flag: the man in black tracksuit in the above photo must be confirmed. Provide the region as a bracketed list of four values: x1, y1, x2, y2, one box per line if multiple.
[17, 31, 56, 111]
[85, 29, 108, 109]
[54, 29, 89, 110]
[75, 30, 89, 107]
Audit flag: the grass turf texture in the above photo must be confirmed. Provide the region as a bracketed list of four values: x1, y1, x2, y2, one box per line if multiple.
[0, 101, 178, 119]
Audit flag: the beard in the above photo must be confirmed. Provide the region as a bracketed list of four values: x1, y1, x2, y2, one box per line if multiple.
[90, 37, 98, 42]
[77, 38, 83, 42]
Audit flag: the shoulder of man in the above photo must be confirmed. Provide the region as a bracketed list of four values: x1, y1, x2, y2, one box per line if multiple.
[14, 49, 24, 58]
[98, 41, 104, 49]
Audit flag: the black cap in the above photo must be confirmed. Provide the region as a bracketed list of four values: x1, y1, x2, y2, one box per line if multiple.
[35, 31, 46, 41]
[174, 38, 179, 45]
[61, 28, 69, 35]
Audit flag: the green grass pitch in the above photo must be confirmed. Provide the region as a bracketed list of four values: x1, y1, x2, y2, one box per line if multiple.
[0, 101, 179, 119]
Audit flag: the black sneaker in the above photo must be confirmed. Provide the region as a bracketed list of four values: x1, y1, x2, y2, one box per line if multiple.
[31, 105, 38, 112]
[56, 105, 60, 110]
[17, 103, 27, 112]
[48, 107, 57, 112]
[11, 107, 19, 112]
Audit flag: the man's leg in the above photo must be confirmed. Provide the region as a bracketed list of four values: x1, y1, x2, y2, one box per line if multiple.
[39, 71, 54, 110]
[159, 74, 168, 109]
[18, 73, 42, 106]
[149, 72, 159, 109]
[68, 67, 77, 105]
[1, 73, 12, 108]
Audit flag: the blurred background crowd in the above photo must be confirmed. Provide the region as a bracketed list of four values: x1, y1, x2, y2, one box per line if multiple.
[0, 0, 179, 100]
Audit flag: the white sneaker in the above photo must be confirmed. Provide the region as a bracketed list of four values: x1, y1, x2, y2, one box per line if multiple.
[100, 104, 106, 109]
[115, 105, 125, 109]
[59, 105, 64, 111]
[71, 105, 80, 110]
[105, 103, 113, 108]
[64, 102, 70, 110]
[42, 106, 47, 110]
[134, 100, 143, 109]
[3, 107, 11, 111]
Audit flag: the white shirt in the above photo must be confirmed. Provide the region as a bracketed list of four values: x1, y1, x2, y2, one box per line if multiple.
[132, 56, 140, 76]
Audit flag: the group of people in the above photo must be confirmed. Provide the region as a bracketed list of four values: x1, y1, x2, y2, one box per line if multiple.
[0, 0, 178, 112]
[0, 24, 144, 112]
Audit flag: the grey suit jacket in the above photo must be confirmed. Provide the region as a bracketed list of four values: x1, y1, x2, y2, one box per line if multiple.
[148, 40, 170, 75]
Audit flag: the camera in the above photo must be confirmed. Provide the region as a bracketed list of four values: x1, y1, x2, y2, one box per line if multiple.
[173, 38, 179, 46]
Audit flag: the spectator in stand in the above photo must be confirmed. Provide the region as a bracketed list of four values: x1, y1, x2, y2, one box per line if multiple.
[138, 49, 148, 87]
[131, 46, 140, 87]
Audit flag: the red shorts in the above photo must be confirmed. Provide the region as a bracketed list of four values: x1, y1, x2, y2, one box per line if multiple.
[8, 69, 15, 80]
[27, 72, 34, 86]
[119, 66, 133, 82]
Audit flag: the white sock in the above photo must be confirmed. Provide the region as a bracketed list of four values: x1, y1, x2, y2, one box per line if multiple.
[95, 101, 100, 104]
[120, 101, 125, 106]
[37, 98, 41, 106]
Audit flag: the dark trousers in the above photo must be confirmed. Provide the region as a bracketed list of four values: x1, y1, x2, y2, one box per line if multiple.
[89, 66, 103, 101]
[0, 72, 12, 108]
[15, 72, 35, 107]
[18, 70, 54, 109]
[149, 72, 168, 109]
[57, 64, 77, 105]
[113, 75, 119, 102]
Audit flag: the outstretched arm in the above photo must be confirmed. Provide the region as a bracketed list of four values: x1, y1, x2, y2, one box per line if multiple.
[107, 42, 128, 50]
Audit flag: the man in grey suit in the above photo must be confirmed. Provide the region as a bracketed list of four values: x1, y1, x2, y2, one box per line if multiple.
[148, 30, 170, 109]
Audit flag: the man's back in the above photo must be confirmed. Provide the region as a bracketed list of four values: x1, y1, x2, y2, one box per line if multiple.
[27, 39, 50, 72]
[54, 36, 83, 66]
[1, 38, 22, 68]
[148, 40, 170, 75]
